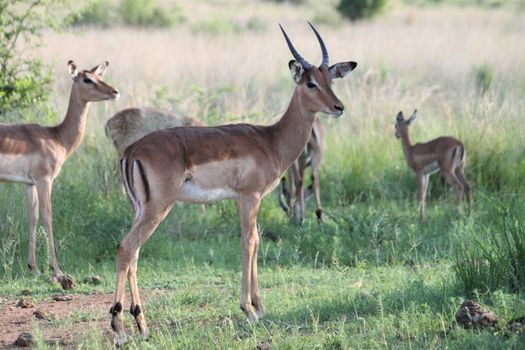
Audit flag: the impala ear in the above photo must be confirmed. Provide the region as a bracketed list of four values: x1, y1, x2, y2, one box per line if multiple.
[90, 61, 109, 77]
[329, 61, 357, 79]
[289, 60, 305, 84]
[408, 109, 417, 124]
[68, 60, 78, 81]
[396, 111, 404, 122]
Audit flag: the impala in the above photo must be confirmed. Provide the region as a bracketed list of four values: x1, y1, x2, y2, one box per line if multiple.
[395, 110, 472, 221]
[0, 61, 119, 288]
[279, 117, 324, 223]
[109, 22, 357, 345]
[105, 107, 203, 156]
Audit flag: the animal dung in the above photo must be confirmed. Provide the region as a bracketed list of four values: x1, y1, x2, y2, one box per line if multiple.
[52, 294, 73, 302]
[13, 332, 33, 347]
[455, 300, 497, 329]
[15, 299, 34, 309]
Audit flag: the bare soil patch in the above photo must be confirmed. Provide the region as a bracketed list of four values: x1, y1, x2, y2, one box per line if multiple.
[0, 291, 156, 349]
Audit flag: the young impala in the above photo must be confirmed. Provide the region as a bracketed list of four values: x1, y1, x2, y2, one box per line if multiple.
[279, 117, 324, 223]
[0, 61, 119, 288]
[109, 23, 357, 345]
[395, 110, 472, 221]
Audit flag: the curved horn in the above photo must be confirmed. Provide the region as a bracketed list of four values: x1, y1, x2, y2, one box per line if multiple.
[279, 24, 312, 70]
[308, 21, 329, 67]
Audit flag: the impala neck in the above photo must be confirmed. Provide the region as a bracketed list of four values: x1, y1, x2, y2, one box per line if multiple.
[272, 88, 317, 172]
[399, 128, 413, 158]
[55, 88, 90, 156]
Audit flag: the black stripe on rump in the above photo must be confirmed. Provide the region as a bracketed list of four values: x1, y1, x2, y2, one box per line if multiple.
[122, 157, 137, 203]
[135, 159, 150, 203]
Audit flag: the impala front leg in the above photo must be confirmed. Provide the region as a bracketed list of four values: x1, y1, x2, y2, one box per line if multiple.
[250, 223, 265, 319]
[239, 193, 262, 323]
[36, 179, 75, 289]
[25, 185, 40, 276]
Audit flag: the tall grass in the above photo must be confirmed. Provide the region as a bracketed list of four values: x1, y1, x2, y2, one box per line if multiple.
[454, 197, 525, 295]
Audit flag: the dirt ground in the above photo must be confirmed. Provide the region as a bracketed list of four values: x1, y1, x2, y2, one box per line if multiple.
[0, 291, 153, 349]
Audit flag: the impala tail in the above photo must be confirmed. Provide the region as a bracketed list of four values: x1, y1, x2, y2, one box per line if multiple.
[452, 144, 466, 167]
[120, 157, 151, 222]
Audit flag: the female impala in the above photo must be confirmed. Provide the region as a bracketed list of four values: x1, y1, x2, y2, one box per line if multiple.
[109, 23, 357, 345]
[0, 61, 119, 287]
[395, 110, 472, 221]
[279, 117, 324, 223]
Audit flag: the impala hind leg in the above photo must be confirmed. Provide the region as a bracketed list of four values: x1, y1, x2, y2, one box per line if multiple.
[455, 165, 472, 216]
[443, 171, 464, 215]
[416, 173, 428, 222]
[112, 207, 170, 345]
[25, 185, 40, 276]
[290, 165, 305, 224]
[310, 150, 323, 223]
[239, 193, 262, 323]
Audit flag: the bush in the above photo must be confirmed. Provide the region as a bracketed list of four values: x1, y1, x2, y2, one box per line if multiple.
[119, 0, 184, 28]
[69, 0, 116, 28]
[337, 0, 388, 21]
[0, 0, 66, 114]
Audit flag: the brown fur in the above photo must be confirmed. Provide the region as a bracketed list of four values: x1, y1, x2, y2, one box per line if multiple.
[0, 61, 118, 280]
[279, 117, 325, 223]
[395, 110, 472, 221]
[110, 27, 357, 345]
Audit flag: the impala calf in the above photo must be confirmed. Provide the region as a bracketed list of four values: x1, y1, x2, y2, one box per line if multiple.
[395, 110, 472, 221]
[109, 22, 357, 345]
[105, 107, 203, 156]
[0, 61, 118, 287]
[279, 117, 324, 223]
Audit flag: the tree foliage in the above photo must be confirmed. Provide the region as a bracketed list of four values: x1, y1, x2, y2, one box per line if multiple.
[337, 0, 388, 21]
[0, 0, 66, 114]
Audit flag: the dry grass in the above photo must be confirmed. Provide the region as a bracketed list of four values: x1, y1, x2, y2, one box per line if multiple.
[35, 3, 524, 133]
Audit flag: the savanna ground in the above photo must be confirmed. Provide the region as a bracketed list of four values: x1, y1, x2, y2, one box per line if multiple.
[1, 0, 525, 348]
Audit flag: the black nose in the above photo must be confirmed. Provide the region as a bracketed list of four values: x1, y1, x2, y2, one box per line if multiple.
[335, 105, 344, 112]
[113, 90, 119, 94]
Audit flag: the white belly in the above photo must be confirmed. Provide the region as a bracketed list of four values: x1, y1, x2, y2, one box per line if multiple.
[423, 161, 440, 175]
[178, 181, 238, 203]
[0, 153, 37, 184]
[0, 173, 34, 184]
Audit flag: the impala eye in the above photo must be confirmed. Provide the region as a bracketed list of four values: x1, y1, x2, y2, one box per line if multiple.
[83, 77, 94, 84]
[306, 81, 317, 89]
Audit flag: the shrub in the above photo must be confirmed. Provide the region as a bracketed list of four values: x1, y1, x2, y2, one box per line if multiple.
[0, 0, 66, 114]
[337, 0, 388, 21]
[69, 0, 116, 28]
[119, 0, 184, 28]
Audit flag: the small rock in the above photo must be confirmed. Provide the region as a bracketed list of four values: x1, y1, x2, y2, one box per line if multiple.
[14, 332, 33, 347]
[83, 275, 102, 285]
[15, 299, 34, 309]
[52, 294, 73, 302]
[455, 300, 498, 329]
[509, 322, 524, 332]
